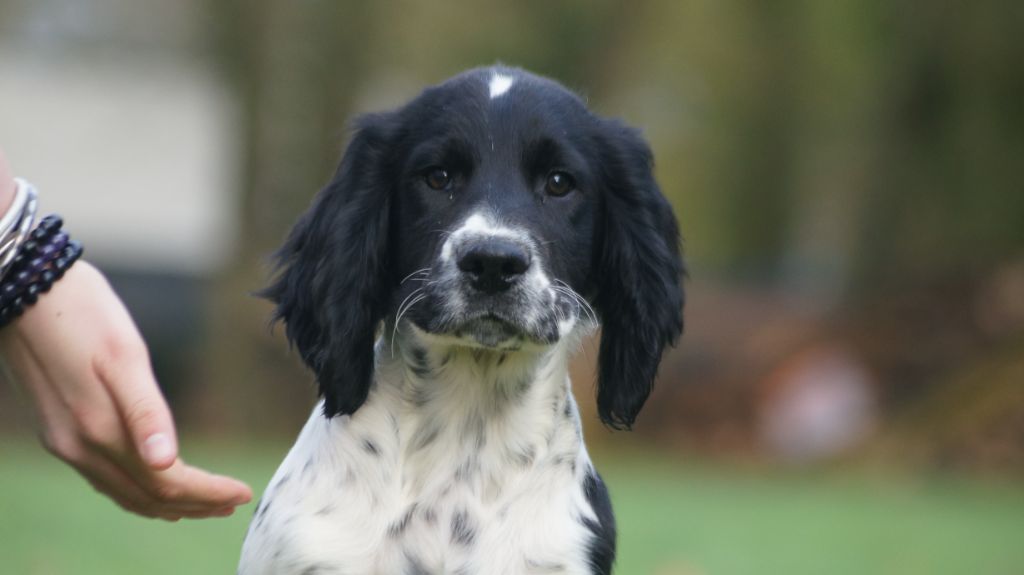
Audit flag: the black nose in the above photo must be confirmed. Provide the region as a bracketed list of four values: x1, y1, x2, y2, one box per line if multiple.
[457, 239, 532, 294]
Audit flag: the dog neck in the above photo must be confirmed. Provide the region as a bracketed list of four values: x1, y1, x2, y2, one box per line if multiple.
[363, 326, 586, 500]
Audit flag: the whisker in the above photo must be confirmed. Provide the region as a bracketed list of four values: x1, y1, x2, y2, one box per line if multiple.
[397, 294, 426, 327]
[389, 294, 425, 354]
[390, 288, 425, 355]
[390, 293, 428, 352]
[551, 282, 597, 325]
[550, 288, 575, 323]
[400, 268, 431, 285]
[395, 288, 424, 320]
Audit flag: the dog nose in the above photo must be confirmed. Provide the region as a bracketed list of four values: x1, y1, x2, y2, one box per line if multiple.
[457, 239, 531, 294]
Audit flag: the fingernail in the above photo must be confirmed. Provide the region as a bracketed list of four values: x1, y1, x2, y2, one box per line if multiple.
[143, 433, 174, 464]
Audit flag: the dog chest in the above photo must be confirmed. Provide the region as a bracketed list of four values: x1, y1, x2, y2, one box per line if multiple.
[238, 401, 598, 574]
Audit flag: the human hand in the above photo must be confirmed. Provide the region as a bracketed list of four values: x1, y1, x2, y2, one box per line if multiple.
[0, 152, 252, 520]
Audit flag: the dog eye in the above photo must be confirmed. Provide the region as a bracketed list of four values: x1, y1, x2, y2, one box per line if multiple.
[545, 171, 576, 197]
[424, 167, 452, 190]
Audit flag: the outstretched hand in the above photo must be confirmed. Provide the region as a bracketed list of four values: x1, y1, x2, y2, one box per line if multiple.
[0, 151, 252, 520]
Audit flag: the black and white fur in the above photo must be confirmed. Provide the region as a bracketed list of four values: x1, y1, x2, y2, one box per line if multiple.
[238, 66, 684, 575]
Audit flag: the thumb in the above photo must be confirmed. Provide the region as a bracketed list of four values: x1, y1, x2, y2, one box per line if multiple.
[131, 396, 179, 470]
[97, 341, 179, 470]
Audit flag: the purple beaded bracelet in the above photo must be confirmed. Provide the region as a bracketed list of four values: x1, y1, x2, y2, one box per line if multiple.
[0, 214, 83, 327]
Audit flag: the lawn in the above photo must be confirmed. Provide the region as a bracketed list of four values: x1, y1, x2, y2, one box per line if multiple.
[1, 440, 1022, 574]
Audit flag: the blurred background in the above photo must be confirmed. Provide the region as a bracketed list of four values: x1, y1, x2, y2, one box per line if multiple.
[1, 0, 1023, 573]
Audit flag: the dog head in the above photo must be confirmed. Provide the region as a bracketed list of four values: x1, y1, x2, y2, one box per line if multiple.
[264, 67, 685, 429]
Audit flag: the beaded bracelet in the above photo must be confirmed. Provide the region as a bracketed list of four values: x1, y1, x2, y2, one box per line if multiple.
[0, 214, 83, 327]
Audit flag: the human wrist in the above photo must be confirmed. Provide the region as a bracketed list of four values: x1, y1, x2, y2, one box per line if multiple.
[0, 180, 84, 326]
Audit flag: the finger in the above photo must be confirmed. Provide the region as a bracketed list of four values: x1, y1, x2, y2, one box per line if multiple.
[78, 452, 246, 519]
[140, 458, 253, 508]
[94, 445, 252, 515]
[67, 435, 239, 514]
[213, 506, 237, 517]
[190, 506, 237, 519]
[93, 336, 179, 470]
[75, 452, 164, 518]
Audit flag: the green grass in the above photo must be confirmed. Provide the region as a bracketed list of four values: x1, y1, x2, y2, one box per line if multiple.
[1, 441, 1023, 574]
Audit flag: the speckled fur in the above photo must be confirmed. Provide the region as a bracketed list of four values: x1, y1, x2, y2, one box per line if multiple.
[239, 328, 599, 574]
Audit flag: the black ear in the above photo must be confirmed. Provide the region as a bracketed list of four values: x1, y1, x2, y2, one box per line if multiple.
[262, 113, 395, 418]
[593, 120, 685, 429]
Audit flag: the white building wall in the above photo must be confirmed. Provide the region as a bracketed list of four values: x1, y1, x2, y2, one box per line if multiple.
[0, 0, 239, 276]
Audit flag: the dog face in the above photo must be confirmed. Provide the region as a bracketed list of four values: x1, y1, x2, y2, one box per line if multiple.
[390, 72, 601, 351]
[264, 67, 684, 428]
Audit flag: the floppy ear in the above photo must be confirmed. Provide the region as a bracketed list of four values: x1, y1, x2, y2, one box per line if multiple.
[592, 120, 685, 429]
[262, 113, 395, 418]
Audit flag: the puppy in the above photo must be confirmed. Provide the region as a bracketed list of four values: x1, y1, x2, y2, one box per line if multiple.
[238, 66, 684, 575]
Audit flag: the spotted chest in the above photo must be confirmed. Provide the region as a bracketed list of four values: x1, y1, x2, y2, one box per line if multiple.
[238, 344, 608, 575]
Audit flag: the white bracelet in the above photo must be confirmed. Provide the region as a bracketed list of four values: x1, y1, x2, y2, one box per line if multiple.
[0, 178, 38, 280]
[0, 178, 29, 236]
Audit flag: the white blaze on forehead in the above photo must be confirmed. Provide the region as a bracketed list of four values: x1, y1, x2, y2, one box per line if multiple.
[460, 213, 493, 233]
[489, 73, 515, 99]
